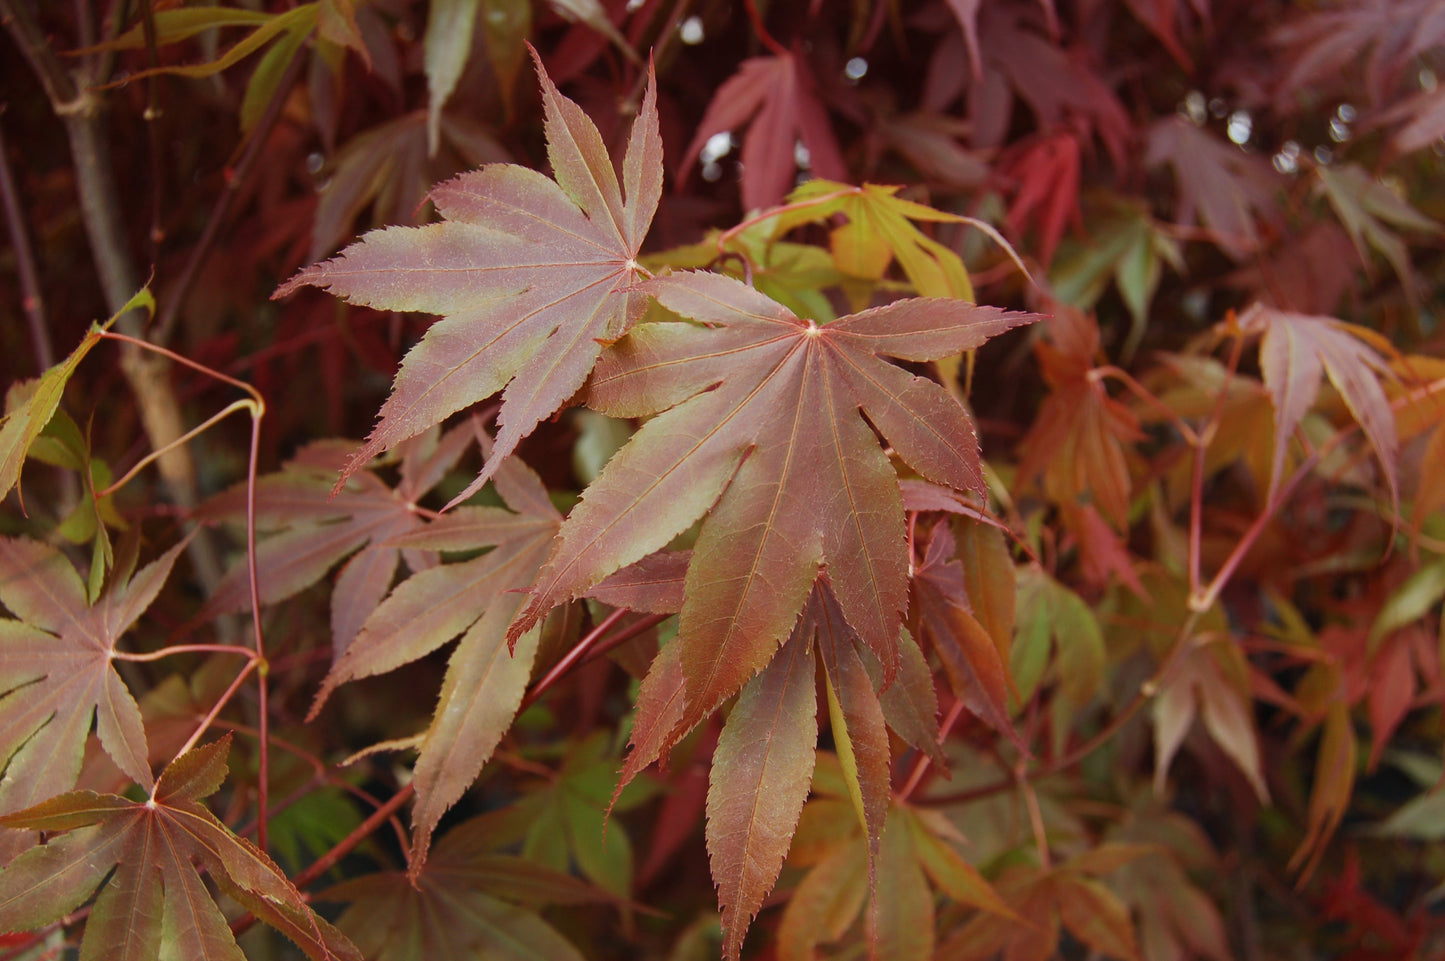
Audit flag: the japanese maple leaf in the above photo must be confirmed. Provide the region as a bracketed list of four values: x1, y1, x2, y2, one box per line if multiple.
[1003, 132, 1083, 268]
[1146, 118, 1283, 261]
[1017, 305, 1142, 528]
[308, 442, 561, 865]
[509, 272, 1038, 738]
[909, 522, 1023, 749]
[780, 771, 1015, 961]
[0, 737, 361, 961]
[677, 51, 847, 212]
[0, 537, 187, 855]
[1235, 303, 1400, 508]
[320, 811, 617, 961]
[939, 846, 1146, 961]
[200, 427, 472, 658]
[1152, 634, 1269, 801]
[276, 48, 660, 506]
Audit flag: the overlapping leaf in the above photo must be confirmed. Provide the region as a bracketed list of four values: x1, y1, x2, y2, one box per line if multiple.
[309, 443, 561, 865]
[1018, 306, 1142, 528]
[277, 50, 660, 505]
[771, 181, 975, 302]
[0, 737, 361, 961]
[677, 52, 847, 212]
[320, 810, 617, 961]
[780, 760, 1015, 961]
[0, 538, 188, 858]
[200, 427, 472, 658]
[938, 846, 1144, 961]
[1236, 303, 1400, 507]
[909, 522, 1021, 748]
[1152, 635, 1269, 801]
[1146, 118, 1282, 260]
[510, 272, 1038, 743]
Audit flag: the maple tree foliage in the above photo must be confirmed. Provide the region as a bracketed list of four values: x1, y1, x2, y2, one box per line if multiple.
[0, 0, 1444, 960]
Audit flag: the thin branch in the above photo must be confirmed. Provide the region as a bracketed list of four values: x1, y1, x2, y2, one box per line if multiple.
[896, 697, 966, 801]
[137, 0, 164, 260]
[113, 642, 258, 662]
[0, 116, 53, 371]
[153, 46, 306, 346]
[743, 0, 788, 58]
[519, 607, 632, 712]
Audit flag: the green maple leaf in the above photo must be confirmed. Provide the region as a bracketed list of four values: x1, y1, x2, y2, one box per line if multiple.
[0, 736, 361, 961]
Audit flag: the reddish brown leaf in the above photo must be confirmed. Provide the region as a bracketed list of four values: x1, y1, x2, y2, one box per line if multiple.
[1018, 306, 1141, 528]
[512, 275, 1036, 746]
[1004, 132, 1082, 267]
[1237, 303, 1400, 508]
[0, 538, 187, 848]
[677, 51, 847, 212]
[1146, 118, 1282, 260]
[909, 522, 1022, 748]
[277, 50, 660, 504]
[308, 443, 560, 864]
[0, 738, 361, 961]
[201, 428, 471, 658]
[707, 627, 818, 961]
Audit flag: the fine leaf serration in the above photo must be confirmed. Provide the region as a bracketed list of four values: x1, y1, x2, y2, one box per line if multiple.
[275, 47, 660, 506]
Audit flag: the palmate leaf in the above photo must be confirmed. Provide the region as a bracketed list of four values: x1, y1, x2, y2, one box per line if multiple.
[780, 763, 1015, 961]
[309, 444, 560, 865]
[199, 427, 472, 658]
[277, 49, 660, 508]
[938, 846, 1145, 961]
[0, 537, 188, 858]
[676, 51, 847, 212]
[1236, 303, 1400, 508]
[0, 737, 361, 961]
[510, 273, 1039, 744]
[320, 810, 617, 961]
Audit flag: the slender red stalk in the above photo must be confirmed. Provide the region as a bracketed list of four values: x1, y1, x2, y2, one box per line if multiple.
[520, 607, 631, 712]
[743, 0, 789, 57]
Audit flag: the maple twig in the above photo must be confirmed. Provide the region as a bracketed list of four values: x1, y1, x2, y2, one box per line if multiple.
[231, 784, 418, 941]
[577, 611, 671, 668]
[1090, 366, 1199, 446]
[113, 643, 258, 662]
[225, 723, 412, 856]
[1188, 329, 1246, 601]
[98, 399, 257, 498]
[153, 44, 306, 346]
[97, 331, 272, 847]
[171, 658, 260, 773]
[895, 696, 966, 802]
[714, 187, 856, 259]
[293, 785, 415, 890]
[520, 606, 631, 712]
[137, 0, 164, 261]
[0, 115, 52, 372]
[743, 0, 789, 58]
